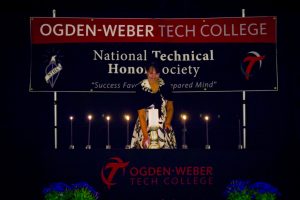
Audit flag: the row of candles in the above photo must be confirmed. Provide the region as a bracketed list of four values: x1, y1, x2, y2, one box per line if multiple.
[67, 113, 242, 149]
[69, 114, 132, 150]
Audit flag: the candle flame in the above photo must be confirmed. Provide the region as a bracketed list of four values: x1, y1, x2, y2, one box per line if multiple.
[181, 114, 187, 121]
[204, 115, 210, 121]
[124, 114, 130, 121]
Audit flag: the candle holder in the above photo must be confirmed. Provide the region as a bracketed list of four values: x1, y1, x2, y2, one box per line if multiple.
[237, 118, 243, 149]
[105, 115, 111, 149]
[147, 108, 160, 149]
[85, 114, 92, 150]
[148, 126, 160, 149]
[124, 114, 131, 149]
[68, 116, 75, 150]
[181, 114, 188, 149]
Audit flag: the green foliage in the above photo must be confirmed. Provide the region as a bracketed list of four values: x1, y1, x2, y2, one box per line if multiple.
[255, 193, 277, 200]
[73, 188, 97, 200]
[227, 191, 252, 200]
[44, 191, 70, 200]
[224, 180, 281, 200]
[43, 182, 99, 200]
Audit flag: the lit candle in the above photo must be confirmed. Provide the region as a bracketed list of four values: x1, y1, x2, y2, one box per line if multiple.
[180, 113, 188, 149]
[124, 114, 131, 149]
[106, 115, 111, 149]
[203, 114, 211, 150]
[69, 116, 74, 149]
[148, 108, 159, 128]
[85, 114, 93, 150]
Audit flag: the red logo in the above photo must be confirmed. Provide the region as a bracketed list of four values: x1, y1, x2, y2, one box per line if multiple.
[241, 51, 265, 80]
[100, 157, 129, 189]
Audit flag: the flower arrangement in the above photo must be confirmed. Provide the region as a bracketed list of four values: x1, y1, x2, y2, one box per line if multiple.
[43, 181, 99, 200]
[224, 179, 281, 200]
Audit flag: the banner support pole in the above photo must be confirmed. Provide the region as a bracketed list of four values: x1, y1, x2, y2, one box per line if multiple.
[242, 91, 246, 149]
[241, 9, 247, 150]
[52, 9, 58, 149]
[54, 91, 58, 149]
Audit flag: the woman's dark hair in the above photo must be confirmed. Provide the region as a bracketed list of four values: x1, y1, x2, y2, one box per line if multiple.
[145, 61, 161, 73]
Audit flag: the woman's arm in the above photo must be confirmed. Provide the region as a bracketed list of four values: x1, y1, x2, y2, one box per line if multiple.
[165, 101, 174, 129]
[138, 108, 149, 147]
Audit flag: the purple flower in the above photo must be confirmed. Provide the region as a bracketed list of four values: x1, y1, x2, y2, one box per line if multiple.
[250, 182, 281, 196]
[42, 181, 100, 199]
[42, 182, 71, 194]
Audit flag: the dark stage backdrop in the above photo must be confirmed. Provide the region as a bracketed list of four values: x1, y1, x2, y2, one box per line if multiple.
[2, 0, 299, 200]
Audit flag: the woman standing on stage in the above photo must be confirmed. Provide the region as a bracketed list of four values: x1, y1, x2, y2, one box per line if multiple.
[130, 63, 177, 149]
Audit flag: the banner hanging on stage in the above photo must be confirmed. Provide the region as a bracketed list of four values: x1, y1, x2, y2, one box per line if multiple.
[29, 17, 277, 92]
